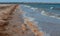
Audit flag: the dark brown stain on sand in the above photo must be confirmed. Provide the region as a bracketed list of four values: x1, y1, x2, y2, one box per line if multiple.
[0, 5, 18, 36]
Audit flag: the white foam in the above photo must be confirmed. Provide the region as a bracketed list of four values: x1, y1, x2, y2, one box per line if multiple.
[41, 10, 45, 14]
[24, 5, 38, 11]
[41, 10, 60, 19]
[30, 7, 35, 10]
[23, 16, 35, 21]
[30, 7, 38, 11]
[24, 5, 31, 8]
[27, 17, 35, 21]
[41, 10, 47, 16]
[50, 7, 54, 9]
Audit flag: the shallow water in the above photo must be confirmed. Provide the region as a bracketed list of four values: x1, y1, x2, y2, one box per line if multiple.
[20, 4, 60, 36]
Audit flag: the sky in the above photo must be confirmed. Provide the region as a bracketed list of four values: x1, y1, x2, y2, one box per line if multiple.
[0, 0, 60, 3]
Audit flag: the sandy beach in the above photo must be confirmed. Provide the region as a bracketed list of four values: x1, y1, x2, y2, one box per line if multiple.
[1, 4, 60, 36]
[0, 4, 44, 36]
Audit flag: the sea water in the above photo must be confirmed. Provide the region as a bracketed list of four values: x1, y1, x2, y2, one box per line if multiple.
[20, 3, 60, 36]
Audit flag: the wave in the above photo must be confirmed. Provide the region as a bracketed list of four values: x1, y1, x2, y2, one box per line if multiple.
[24, 5, 38, 11]
[23, 15, 50, 36]
[22, 5, 60, 19]
[22, 8, 50, 36]
[41, 10, 60, 19]
[50, 7, 54, 9]
[24, 5, 31, 8]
